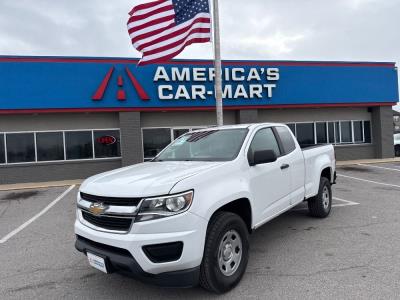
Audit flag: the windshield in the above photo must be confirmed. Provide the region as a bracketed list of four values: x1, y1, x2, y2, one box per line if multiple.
[153, 129, 248, 162]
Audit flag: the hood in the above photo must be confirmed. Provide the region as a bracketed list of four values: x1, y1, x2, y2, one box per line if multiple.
[81, 161, 224, 198]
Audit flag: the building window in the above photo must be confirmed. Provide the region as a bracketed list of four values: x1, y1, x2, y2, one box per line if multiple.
[143, 128, 172, 160]
[142, 127, 209, 160]
[364, 121, 371, 143]
[289, 120, 372, 147]
[327, 122, 336, 144]
[286, 123, 296, 135]
[6, 133, 35, 163]
[335, 122, 340, 143]
[296, 123, 315, 147]
[94, 130, 121, 158]
[65, 131, 93, 160]
[0, 129, 121, 165]
[340, 121, 352, 143]
[353, 121, 363, 143]
[36, 132, 65, 161]
[0, 134, 5, 164]
[316, 122, 327, 144]
[173, 128, 190, 140]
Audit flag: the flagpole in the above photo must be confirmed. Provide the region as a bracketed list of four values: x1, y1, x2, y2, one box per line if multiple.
[212, 0, 224, 126]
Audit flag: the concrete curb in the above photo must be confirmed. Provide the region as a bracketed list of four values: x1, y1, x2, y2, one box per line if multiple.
[337, 157, 400, 166]
[0, 180, 83, 191]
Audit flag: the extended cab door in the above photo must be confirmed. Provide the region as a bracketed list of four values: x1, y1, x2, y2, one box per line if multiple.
[274, 126, 306, 205]
[247, 127, 292, 226]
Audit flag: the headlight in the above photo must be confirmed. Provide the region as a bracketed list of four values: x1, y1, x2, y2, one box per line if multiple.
[135, 191, 194, 222]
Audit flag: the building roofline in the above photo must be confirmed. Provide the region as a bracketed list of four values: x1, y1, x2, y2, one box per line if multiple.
[0, 55, 396, 67]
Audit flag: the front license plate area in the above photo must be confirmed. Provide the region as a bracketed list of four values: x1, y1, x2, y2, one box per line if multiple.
[87, 252, 108, 273]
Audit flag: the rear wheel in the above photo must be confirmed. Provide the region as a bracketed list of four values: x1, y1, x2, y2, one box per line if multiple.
[199, 212, 249, 294]
[308, 177, 332, 218]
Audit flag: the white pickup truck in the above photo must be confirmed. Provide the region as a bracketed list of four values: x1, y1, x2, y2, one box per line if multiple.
[75, 123, 336, 293]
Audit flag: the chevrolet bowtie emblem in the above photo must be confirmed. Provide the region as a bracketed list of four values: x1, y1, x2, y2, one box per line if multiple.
[89, 202, 108, 216]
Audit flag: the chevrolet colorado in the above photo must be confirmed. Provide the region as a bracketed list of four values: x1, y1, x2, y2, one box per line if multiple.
[75, 123, 336, 293]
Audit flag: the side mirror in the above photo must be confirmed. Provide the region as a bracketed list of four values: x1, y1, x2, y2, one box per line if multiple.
[249, 150, 277, 166]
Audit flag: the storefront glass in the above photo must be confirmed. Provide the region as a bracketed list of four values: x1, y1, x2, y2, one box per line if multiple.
[364, 121, 372, 143]
[143, 128, 171, 160]
[340, 121, 352, 143]
[6, 133, 35, 163]
[173, 129, 190, 140]
[65, 131, 93, 160]
[353, 121, 363, 143]
[328, 122, 336, 144]
[37, 132, 64, 161]
[296, 123, 315, 147]
[94, 130, 121, 158]
[0, 134, 5, 164]
[316, 122, 328, 144]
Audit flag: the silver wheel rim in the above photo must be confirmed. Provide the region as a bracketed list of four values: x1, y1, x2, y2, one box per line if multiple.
[218, 229, 242, 276]
[322, 186, 330, 210]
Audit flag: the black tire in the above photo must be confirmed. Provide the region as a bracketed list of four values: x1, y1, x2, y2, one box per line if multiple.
[199, 212, 249, 294]
[308, 177, 332, 218]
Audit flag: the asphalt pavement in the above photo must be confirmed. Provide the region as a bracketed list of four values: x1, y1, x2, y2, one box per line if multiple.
[0, 162, 400, 299]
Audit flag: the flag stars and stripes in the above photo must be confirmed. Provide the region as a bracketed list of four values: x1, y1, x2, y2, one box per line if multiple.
[127, 0, 211, 65]
[174, 0, 210, 24]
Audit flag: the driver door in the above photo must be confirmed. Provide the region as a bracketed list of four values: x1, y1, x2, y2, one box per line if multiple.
[247, 127, 292, 225]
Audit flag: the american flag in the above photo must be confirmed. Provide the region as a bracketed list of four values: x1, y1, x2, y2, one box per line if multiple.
[127, 0, 211, 65]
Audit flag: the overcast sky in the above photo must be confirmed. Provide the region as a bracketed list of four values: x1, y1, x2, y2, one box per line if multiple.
[0, 0, 399, 109]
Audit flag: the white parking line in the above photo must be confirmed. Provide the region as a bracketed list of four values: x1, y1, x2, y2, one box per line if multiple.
[0, 185, 75, 244]
[337, 174, 400, 189]
[332, 197, 360, 207]
[358, 163, 400, 172]
[292, 197, 360, 211]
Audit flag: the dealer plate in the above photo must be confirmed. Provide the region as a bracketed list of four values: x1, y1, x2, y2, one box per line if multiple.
[87, 252, 108, 273]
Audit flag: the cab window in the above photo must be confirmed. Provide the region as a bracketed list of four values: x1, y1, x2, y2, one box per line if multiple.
[248, 127, 281, 158]
[275, 126, 296, 154]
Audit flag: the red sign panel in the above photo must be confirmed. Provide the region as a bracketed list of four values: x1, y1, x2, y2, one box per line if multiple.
[97, 135, 116, 145]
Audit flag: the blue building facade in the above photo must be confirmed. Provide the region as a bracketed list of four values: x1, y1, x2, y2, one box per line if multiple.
[0, 56, 398, 184]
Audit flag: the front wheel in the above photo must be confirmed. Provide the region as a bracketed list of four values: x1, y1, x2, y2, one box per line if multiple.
[308, 177, 332, 218]
[199, 212, 249, 294]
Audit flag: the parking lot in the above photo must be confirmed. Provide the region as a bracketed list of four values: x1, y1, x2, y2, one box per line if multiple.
[1, 162, 400, 299]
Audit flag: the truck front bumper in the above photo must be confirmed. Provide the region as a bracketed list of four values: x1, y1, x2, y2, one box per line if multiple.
[75, 235, 200, 287]
[74, 211, 207, 287]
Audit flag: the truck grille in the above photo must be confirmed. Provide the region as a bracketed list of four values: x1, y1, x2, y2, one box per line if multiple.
[82, 211, 133, 232]
[80, 192, 142, 206]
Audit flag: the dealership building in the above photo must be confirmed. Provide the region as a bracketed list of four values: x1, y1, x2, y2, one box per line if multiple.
[0, 56, 398, 184]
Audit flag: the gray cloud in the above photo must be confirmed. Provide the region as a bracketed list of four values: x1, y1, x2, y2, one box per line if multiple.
[0, 0, 399, 108]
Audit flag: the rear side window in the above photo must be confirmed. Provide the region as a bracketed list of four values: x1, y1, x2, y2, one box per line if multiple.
[275, 126, 296, 154]
[249, 128, 281, 157]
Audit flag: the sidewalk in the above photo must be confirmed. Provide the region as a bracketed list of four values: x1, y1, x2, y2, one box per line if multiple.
[0, 179, 83, 191]
[336, 157, 400, 166]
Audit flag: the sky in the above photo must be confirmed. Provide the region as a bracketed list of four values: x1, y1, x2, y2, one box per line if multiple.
[0, 0, 399, 110]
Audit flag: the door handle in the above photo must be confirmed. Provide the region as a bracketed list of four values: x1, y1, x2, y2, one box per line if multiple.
[280, 164, 290, 170]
